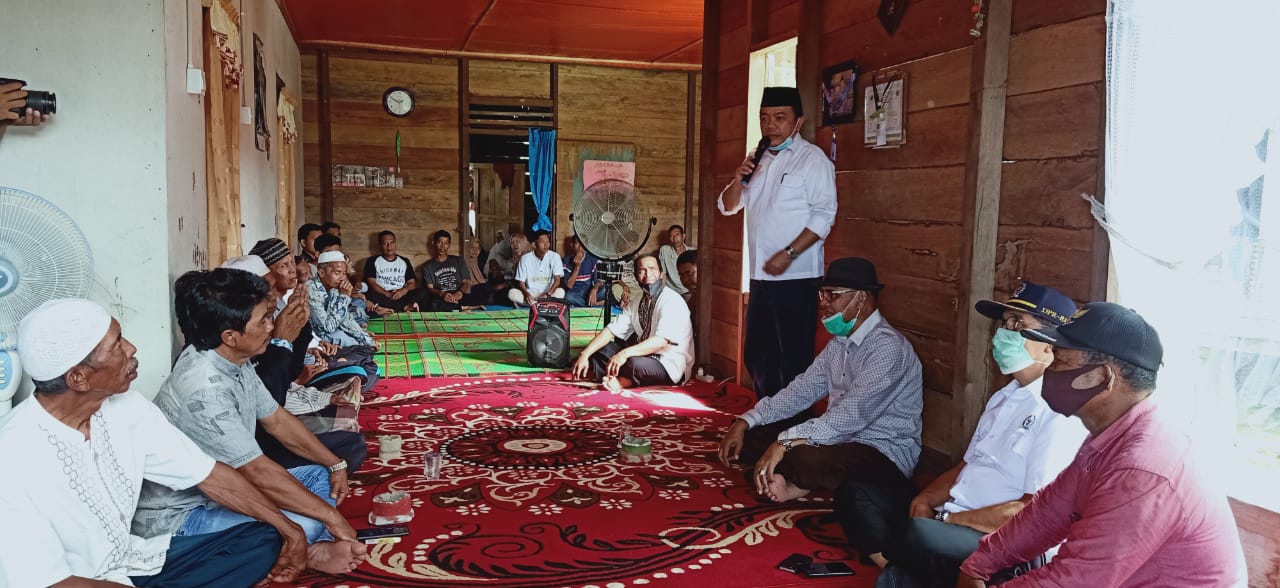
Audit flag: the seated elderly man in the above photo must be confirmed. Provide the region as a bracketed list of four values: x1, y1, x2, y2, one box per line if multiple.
[235, 244, 369, 473]
[958, 303, 1245, 587]
[571, 253, 694, 392]
[838, 282, 1087, 586]
[0, 298, 306, 587]
[718, 258, 922, 504]
[307, 250, 381, 394]
[508, 230, 564, 307]
[133, 269, 368, 576]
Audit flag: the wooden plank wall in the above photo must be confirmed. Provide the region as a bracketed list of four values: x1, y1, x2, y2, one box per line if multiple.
[705, 0, 1108, 460]
[303, 55, 701, 266]
[556, 65, 701, 248]
[302, 52, 459, 265]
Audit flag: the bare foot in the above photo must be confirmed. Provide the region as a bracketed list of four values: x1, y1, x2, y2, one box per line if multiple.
[602, 376, 624, 394]
[307, 540, 368, 575]
[764, 473, 811, 502]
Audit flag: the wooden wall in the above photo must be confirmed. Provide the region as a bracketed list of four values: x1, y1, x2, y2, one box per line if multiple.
[303, 53, 701, 267]
[702, 0, 1108, 460]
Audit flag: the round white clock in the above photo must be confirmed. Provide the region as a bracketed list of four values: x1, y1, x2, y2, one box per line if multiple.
[382, 87, 414, 118]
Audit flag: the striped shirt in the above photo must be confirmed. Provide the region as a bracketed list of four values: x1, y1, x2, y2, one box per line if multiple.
[739, 310, 923, 477]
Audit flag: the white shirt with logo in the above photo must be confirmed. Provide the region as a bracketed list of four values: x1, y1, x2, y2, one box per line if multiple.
[944, 377, 1088, 513]
[515, 251, 564, 297]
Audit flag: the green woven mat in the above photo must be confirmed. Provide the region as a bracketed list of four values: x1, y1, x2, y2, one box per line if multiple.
[367, 307, 608, 336]
[376, 334, 596, 378]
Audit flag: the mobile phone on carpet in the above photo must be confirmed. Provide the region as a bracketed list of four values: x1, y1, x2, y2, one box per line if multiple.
[356, 526, 409, 541]
[804, 562, 856, 577]
[777, 553, 812, 574]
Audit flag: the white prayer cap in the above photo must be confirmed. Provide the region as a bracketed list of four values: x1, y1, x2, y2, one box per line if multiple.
[317, 251, 346, 265]
[18, 298, 113, 381]
[220, 254, 270, 277]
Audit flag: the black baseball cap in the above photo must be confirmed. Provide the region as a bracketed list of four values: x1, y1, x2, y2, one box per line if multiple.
[823, 257, 883, 292]
[976, 281, 1077, 326]
[1021, 302, 1163, 372]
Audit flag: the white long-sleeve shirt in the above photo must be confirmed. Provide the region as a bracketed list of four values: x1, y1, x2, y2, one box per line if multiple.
[717, 135, 837, 281]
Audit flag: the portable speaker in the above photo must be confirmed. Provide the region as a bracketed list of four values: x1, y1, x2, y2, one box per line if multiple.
[527, 298, 571, 369]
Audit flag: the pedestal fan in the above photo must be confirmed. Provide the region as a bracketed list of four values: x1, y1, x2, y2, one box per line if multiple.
[0, 187, 95, 417]
[570, 178, 657, 326]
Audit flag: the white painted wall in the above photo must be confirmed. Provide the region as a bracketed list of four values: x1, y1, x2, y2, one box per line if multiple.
[0, 0, 302, 403]
[238, 0, 303, 248]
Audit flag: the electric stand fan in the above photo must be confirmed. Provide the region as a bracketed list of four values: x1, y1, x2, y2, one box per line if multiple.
[569, 178, 657, 326]
[0, 187, 95, 417]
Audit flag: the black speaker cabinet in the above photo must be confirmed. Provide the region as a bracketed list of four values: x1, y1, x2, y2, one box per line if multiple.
[527, 298, 570, 369]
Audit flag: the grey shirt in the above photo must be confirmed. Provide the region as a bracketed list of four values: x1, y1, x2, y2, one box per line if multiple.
[132, 346, 280, 538]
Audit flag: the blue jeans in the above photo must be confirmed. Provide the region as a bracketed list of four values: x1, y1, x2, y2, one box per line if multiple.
[177, 465, 335, 543]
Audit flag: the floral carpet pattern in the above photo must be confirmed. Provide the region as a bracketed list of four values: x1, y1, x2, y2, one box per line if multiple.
[289, 376, 872, 588]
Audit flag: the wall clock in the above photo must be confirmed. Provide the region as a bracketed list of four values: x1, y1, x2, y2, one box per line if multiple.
[383, 87, 414, 118]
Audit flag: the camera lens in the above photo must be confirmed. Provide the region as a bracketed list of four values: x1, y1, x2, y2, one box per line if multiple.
[20, 90, 56, 115]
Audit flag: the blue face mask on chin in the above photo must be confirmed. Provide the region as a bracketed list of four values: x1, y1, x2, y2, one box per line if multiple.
[768, 131, 796, 152]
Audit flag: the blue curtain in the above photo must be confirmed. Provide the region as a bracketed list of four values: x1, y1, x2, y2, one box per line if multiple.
[528, 128, 556, 232]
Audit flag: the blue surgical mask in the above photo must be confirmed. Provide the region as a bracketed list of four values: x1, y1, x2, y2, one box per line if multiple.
[991, 328, 1037, 374]
[768, 133, 795, 152]
[822, 295, 860, 337]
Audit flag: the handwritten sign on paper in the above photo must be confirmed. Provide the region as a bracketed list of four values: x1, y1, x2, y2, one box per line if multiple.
[583, 160, 636, 189]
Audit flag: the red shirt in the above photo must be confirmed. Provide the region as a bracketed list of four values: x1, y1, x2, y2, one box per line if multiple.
[960, 399, 1244, 587]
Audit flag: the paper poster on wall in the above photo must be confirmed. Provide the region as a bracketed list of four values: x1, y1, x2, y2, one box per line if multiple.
[582, 160, 636, 189]
[864, 72, 906, 148]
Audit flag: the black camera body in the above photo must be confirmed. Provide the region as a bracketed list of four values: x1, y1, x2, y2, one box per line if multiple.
[0, 78, 56, 115]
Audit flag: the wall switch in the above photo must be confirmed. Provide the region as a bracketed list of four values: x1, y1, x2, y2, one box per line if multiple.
[240, 106, 252, 125]
[185, 66, 205, 95]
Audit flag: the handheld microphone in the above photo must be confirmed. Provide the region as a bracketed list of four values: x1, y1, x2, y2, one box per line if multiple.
[741, 136, 771, 185]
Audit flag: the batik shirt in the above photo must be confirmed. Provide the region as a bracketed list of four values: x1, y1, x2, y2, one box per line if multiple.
[306, 276, 374, 347]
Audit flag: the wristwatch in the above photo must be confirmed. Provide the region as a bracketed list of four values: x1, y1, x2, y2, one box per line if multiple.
[934, 510, 951, 523]
[784, 246, 799, 260]
[777, 438, 795, 451]
[270, 337, 293, 351]
[327, 459, 348, 473]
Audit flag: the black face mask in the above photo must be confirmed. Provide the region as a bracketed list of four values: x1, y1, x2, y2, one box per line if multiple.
[1041, 363, 1112, 416]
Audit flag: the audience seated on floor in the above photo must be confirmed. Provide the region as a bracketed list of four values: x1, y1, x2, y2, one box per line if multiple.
[135, 268, 368, 576]
[306, 250, 381, 393]
[363, 230, 424, 313]
[243, 240, 370, 471]
[563, 235, 604, 307]
[510, 229, 565, 307]
[840, 282, 1086, 587]
[958, 303, 1246, 587]
[490, 231, 529, 282]
[422, 229, 489, 312]
[572, 253, 693, 392]
[463, 237, 499, 306]
[315, 233, 387, 319]
[321, 221, 341, 237]
[718, 257, 922, 506]
[657, 224, 693, 298]
[297, 223, 322, 273]
[0, 298, 305, 587]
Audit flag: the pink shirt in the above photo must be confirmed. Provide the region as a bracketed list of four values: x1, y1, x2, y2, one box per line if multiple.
[960, 399, 1244, 587]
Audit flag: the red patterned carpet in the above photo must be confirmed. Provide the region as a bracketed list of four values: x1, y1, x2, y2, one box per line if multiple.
[285, 376, 876, 587]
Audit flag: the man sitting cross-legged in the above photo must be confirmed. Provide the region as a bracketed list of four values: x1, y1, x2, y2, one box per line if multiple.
[307, 250, 381, 397]
[508, 229, 565, 307]
[837, 282, 1087, 586]
[133, 269, 367, 575]
[718, 257, 923, 504]
[364, 230, 425, 313]
[240, 242, 370, 473]
[562, 235, 604, 308]
[0, 298, 307, 587]
[421, 229, 489, 312]
[572, 253, 694, 392]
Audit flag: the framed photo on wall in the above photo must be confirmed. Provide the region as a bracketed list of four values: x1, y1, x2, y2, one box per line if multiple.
[821, 60, 858, 127]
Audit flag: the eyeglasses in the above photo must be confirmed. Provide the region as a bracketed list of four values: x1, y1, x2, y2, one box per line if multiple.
[818, 288, 856, 301]
[1002, 315, 1026, 331]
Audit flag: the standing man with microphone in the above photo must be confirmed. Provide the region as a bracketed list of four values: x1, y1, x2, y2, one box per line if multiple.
[718, 87, 838, 398]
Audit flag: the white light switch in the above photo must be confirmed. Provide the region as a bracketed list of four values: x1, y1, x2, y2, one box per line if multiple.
[186, 66, 205, 95]
[240, 106, 252, 125]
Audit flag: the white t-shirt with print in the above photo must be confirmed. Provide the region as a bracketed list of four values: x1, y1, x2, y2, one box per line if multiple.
[515, 251, 564, 297]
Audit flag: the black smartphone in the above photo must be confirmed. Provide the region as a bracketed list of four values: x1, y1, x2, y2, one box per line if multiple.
[777, 553, 813, 574]
[355, 526, 410, 541]
[804, 562, 856, 577]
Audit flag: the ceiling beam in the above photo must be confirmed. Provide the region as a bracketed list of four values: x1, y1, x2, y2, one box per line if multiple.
[653, 37, 703, 63]
[462, 0, 499, 51]
[301, 41, 702, 71]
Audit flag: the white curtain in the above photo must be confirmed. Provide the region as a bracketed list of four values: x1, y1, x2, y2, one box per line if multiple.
[1105, 0, 1280, 509]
